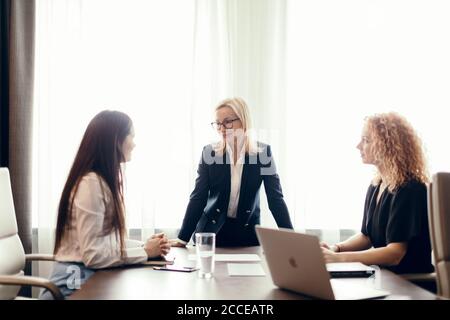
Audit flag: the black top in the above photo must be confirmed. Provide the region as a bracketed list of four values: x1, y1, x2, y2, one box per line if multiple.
[361, 179, 434, 274]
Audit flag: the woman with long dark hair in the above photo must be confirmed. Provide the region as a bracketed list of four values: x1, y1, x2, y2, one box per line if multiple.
[40, 110, 170, 299]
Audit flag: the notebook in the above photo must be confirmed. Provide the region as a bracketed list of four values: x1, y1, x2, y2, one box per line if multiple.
[227, 263, 266, 277]
[326, 262, 376, 278]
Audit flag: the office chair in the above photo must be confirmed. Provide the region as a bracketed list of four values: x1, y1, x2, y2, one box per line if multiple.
[396, 177, 440, 293]
[397, 177, 444, 294]
[0, 168, 62, 300]
[427, 172, 450, 299]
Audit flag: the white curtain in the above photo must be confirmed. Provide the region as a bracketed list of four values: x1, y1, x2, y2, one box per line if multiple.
[33, 0, 450, 267]
[286, 0, 450, 231]
[33, 0, 289, 258]
[192, 0, 290, 229]
[33, 0, 198, 255]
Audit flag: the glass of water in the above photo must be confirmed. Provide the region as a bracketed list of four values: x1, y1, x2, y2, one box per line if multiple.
[195, 232, 216, 279]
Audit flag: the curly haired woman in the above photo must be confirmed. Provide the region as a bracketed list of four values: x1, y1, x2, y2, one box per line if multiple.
[321, 112, 434, 274]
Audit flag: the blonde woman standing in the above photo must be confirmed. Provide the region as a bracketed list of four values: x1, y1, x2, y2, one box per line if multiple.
[321, 112, 433, 274]
[172, 98, 293, 247]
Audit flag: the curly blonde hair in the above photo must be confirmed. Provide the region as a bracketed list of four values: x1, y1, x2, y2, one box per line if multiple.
[366, 112, 429, 191]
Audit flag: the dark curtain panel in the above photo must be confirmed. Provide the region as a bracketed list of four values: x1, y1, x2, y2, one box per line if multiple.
[0, 0, 10, 167]
[1, 0, 35, 297]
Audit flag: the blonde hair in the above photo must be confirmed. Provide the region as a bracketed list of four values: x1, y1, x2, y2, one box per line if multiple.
[366, 112, 429, 191]
[213, 97, 260, 154]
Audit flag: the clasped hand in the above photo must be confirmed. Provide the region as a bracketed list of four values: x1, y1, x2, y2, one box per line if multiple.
[144, 233, 171, 258]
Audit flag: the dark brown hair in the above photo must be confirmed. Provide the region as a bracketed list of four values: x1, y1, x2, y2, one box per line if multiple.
[54, 110, 133, 258]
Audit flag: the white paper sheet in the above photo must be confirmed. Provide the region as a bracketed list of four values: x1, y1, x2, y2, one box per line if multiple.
[227, 263, 266, 277]
[188, 254, 261, 262]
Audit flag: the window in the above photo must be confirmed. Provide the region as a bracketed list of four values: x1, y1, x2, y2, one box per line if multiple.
[33, 0, 450, 244]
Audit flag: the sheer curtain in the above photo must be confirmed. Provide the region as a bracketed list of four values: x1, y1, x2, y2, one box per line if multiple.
[33, 0, 450, 266]
[33, 0, 197, 256]
[33, 0, 289, 259]
[286, 0, 450, 236]
[193, 0, 290, 228]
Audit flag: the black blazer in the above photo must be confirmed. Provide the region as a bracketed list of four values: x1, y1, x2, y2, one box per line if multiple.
[178, 142, 293, 244]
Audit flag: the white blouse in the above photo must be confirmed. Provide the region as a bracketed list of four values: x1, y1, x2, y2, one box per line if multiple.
[55, 172, 148, 269]
[225, 143, 245, 218]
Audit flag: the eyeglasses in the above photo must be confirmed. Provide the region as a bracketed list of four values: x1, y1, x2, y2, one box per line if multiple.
[210, 118, 240, 130]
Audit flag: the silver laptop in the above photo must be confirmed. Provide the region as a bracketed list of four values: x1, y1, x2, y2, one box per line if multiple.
[255, 226, 390, 300]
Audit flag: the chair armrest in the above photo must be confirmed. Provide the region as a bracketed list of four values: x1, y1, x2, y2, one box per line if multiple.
[401, 273, 437, 294]
[400, 272, 436, 282]
[0, 275, 63, 300]
[25, 254, 55, 262]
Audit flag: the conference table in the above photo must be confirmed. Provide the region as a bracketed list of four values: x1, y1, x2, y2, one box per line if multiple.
[70, 246, 437, 300]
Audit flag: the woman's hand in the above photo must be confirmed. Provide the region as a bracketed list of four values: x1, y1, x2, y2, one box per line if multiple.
[151, 232, 165, 239]
[322, 247, 345, 263]
[320, 241, 331, 249]
[145, 235, 171, 258]
[169, 239, 187, 248]
[320, 241, 339, 252]
[159, 236, 171, 256]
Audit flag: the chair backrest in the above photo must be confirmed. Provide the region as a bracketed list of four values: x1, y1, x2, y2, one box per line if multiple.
[428, 172, 450, 299]
[0, 168, 26, 299]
